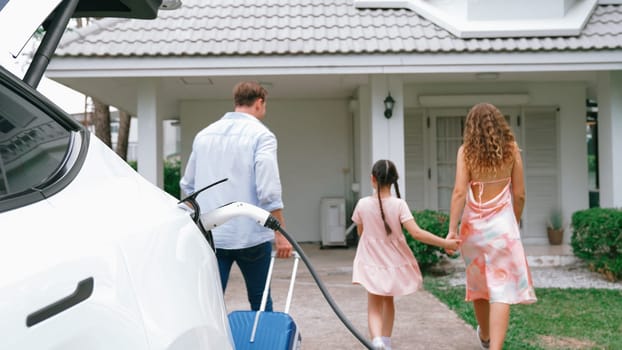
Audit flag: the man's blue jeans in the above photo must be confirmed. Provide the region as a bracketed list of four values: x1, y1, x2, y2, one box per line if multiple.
[216, 241, 273, 311]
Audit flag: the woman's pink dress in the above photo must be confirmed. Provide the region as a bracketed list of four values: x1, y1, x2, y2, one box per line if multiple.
[460, 178, 537, 304]
[351, 196, 423, 296]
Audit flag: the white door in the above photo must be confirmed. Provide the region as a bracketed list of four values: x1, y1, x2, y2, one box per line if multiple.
[429, 108, 469, 212]
[428, 107, 521, 212]
[405, 105, 557, 242]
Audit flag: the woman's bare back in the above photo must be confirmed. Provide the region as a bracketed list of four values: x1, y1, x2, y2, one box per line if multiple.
[470, 168, 513, 203]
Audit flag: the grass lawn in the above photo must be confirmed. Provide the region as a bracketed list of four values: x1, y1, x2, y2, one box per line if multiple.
[424, 275, 622, 350]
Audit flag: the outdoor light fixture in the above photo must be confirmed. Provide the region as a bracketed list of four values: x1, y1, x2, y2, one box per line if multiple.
[160, 0, 182, 10]
[384, 93, 395, 119]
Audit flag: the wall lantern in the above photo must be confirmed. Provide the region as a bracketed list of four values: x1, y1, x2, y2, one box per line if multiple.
[160, 0, 182, 10]
[384, 93, 395, 119]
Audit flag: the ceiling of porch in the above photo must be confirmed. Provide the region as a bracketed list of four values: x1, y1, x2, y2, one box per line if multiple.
[50, 70, 599, 119]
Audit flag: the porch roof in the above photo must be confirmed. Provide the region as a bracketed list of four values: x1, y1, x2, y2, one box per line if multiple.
[55, 0, 622, 58]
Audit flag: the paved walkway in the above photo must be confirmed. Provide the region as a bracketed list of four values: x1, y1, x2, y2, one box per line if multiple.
[224, 242, 621, 349]
[224, 243, 481, 349]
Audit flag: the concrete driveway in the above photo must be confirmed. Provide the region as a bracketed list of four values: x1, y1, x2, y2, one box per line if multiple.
[224, 243, 481, 349]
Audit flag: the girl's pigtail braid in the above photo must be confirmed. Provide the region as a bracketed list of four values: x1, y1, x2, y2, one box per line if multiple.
[377, 188, 392, 235]
[394, 181, 401, 199]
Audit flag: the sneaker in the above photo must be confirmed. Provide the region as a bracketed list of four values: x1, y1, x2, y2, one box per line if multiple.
[372, 337, 386, 350]
[381, 336, 392, 350]
[477, 326, 490, 349]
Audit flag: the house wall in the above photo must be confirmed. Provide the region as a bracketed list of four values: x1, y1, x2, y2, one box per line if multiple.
[179, 98, 352, 243]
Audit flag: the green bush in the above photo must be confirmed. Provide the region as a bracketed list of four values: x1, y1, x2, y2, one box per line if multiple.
[163, 158, 181, 199]
[571, 208, 622, 281]
[404, 209, 450, 272]
[125, 159, 181, 199]
[587, 154, 597, 173]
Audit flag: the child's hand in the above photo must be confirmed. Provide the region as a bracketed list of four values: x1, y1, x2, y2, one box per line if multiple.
[444, 238, 461, 254]
[444, 232, 461, 254]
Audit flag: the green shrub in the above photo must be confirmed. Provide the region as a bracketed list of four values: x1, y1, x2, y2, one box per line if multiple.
[587, 154, 597, 173]
[124, 159, 181, 199]
[571, 208, 622, 281]
[404, 210, 450, 272]
[163, 158, 181, 199]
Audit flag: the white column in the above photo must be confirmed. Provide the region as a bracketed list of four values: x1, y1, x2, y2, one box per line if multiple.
[137, 79, 163, 188]
[369, 75, 406, 195]
[597, 71, 622, 207]
[356, 85, 373, 197]
[557, 85, 588, 242]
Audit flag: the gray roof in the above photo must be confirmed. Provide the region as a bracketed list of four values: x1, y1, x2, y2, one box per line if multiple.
[56, 0, 622, 57]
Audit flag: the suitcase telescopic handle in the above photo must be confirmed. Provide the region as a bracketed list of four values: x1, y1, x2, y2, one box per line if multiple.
[250, 251, 300, 342]
[284, 252, 300, 314]
[250, 255, 274, 343]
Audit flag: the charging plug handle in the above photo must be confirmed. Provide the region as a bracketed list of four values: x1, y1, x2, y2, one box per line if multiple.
[199, 202, 280, 230]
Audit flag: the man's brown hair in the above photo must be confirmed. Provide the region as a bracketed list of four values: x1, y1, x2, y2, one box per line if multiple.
[233, 81, 267, 107]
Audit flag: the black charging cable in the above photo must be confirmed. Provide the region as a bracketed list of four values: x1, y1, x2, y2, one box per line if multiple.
[263, 216, 374, 350]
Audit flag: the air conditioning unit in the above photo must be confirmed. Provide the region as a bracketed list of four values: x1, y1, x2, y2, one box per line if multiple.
[320, 197, 347, 247]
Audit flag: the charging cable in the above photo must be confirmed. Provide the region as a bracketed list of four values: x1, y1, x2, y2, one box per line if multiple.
[199, 202, 373, 349]
[273, 224, 374, 350]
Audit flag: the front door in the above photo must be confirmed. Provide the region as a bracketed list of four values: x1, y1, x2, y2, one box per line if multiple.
[404, 107, 522, 228]
[429, 108, 468, 213]
[429, 107, 521, 212]
[405, 105, 557, 243]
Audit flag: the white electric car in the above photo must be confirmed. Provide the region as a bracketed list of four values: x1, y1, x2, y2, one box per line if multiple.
[0, 1, 234, 349]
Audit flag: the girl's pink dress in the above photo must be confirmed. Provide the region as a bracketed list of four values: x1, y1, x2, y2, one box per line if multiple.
[351, 196, 423, 296]
[460, 178, 537, 304]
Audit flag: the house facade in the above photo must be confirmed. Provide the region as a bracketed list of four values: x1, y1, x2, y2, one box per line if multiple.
[46, 0, 622, 243]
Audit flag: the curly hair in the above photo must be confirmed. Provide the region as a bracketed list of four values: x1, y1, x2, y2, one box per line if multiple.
[463, 103, 516, 176]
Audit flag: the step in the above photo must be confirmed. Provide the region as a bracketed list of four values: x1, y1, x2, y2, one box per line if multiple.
[437, 244, 578, 273]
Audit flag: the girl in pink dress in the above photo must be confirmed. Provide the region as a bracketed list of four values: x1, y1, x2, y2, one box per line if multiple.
[446, 103, 537, 350]
[352, 159, 460, 350]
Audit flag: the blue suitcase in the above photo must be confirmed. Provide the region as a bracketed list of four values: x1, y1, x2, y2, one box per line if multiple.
[228, 252, 302, 350]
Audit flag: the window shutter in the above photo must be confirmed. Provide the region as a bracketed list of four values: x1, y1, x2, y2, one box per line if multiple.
[523, 107, 559, 242]
[405, 110, 425, 209]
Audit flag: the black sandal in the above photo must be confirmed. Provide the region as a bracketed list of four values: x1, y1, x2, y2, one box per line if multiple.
[477, 326, 490, 349]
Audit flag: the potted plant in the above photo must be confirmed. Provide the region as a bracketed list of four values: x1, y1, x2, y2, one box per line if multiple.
[547, 209, 564, 245]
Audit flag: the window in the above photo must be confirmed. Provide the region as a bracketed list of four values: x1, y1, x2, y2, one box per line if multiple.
[0, 76, 72, 206]
[586, 99, 599, 208]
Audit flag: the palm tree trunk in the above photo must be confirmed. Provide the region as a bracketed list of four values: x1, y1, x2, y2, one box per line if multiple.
[116, 110, 131, 160]
[92, 97, 111, 147]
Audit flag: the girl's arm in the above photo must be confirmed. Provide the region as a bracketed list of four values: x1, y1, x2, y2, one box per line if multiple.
[403, 219, 459, 250]
[356, 223, 363, 237]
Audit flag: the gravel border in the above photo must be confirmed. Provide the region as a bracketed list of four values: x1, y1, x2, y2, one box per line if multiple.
[444, 263, 622, 290]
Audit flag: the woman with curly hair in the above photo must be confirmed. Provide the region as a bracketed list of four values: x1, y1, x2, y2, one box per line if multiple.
[446, 103, 537, 350]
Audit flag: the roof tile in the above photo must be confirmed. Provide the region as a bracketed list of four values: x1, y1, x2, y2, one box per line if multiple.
[56, 0, 622, 57]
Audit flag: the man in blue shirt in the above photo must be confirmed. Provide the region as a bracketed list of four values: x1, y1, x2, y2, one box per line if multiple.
[180, 81, 292, 311]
